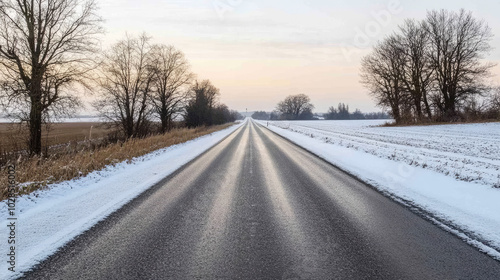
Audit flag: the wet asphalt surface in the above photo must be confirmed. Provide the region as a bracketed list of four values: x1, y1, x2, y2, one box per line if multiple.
[23, 120, 500, 279]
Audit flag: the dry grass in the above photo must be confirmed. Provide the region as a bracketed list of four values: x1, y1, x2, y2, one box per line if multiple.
[0, 123, 233, 200]
[0, 122, 110, 153]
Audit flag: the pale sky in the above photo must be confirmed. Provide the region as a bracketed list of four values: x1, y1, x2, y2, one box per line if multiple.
[94, 0, 500, 113]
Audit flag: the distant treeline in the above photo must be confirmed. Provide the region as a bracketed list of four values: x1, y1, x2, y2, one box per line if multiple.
[251, 111, 271, 120]
[325, 103, 389, 120]
[251, 102, 389, 121]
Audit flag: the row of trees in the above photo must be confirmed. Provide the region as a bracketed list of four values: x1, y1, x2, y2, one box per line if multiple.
[325, 104, 389, 120]
[96, 35, 191, 138]
[95, 34, 239, 138]
[0, 0, 238, 155]
[361, 9, 499, 124]
[257, 94, 389, 121]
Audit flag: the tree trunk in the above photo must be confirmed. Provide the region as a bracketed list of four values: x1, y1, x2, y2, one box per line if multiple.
[440, 86, 458, 120]
[28, 71, 44, 155]
[445, 102, 457, 121]
[422, 92, 432, 119]
[29, 102, 43, 155]
[413, 93, 423, 122]
[391, 102, 401, 124]
[126, 117, 134, 139]
[161, 117, 168, 134]
[160, 106, 168, 133]
[443, 94, 457, 121]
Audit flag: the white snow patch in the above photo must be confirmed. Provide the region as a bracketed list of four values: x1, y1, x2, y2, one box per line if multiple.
[257, 119, 500, 260]
[0, 121, 244, 279]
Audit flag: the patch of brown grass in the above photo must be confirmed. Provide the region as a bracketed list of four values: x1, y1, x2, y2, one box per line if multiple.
[0, 122, 110, 153]
[0, 124, 233, 200]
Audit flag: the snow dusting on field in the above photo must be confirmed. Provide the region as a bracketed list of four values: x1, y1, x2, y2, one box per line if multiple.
[268, 120, 500, 187]
[257, 119, 500, 260]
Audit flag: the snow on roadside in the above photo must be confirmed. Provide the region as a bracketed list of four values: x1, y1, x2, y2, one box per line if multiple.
[256, 120, 500, 260]
[0, 121, 244, 279]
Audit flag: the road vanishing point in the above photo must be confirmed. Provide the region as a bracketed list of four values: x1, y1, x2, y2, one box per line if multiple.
[25, 119, 500, 279]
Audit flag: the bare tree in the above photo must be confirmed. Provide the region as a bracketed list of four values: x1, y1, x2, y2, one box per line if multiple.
[149, 45, 193, 133]
[95, 34, 154, 138]
[398, 19, 434, 120]
[360, 36, 408, 124]
[424, 9, 495, 120]
[276, 94, 314, 120]
[0, 0, 103, 154]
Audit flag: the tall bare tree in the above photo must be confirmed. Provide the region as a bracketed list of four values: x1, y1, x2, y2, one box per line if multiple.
[424, 9, 494, 120]
[0, 0, 102, 154]
[361, 36, 408, 124]
[149, 45, 193, 133]
[398, 19, 434, 120]
[95, 34, 154, 138]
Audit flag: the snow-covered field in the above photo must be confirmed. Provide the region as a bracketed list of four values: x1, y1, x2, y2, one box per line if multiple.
[257, 119, 500, 260]
[266, 120, 500, 187]
[0, 121, 244, 279]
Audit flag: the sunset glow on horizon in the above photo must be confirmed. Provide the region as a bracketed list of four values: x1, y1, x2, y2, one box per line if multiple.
[97, 0, 500, 113]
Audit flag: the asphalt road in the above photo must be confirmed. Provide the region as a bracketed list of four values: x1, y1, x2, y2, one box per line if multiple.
[25, 120, 500, 279]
